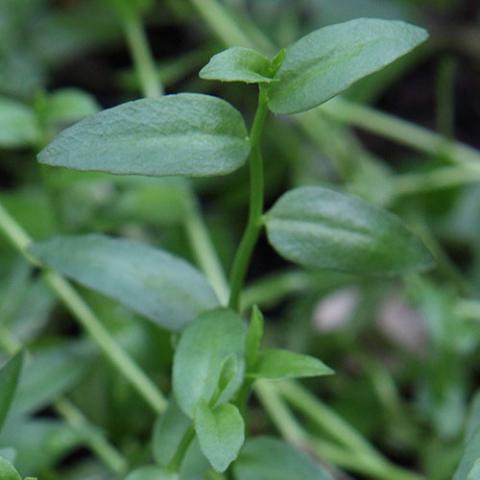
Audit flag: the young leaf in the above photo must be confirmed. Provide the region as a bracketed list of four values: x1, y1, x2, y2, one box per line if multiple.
[152, 398, 192, 467]
[173, 308, 246, 417]
[265, 186, 433, 275]
[0, 457, 21, 480]
[194, 401, 244, 473]
[0, 352, 24, 431]
[30, 234, 218, 331]
[268, 19, 428, 114]
[200, 47, 275, 84]
[245, 306, 264, 369]
[248, 349, 333, 380]
[125, 465, 177, 480]
[0, 97, 40, 148]
[38, 93, 250, 178]
[234, 436, 334, 480]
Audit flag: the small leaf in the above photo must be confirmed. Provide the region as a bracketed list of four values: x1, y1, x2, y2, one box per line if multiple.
[0, 97, 40, 148]
[152, 398, 192, 467]
[30, 234, 218, 331]
[216, 354, 240, 400]
[249, 349, 333, 380]
[234, 436, 334, 480]
[0, 352, 24, 431]
[0, 457, 21, 480]
[125, 466, 177, 480]
[38, 93, 250, 178]
[194, 401, 244, 473]
[200, 47, 275, 84]
[245, 306, 264, 369]
[265, 186, 433, 275]
[173, 308, 246, 417]
[268, 19, 428, 114]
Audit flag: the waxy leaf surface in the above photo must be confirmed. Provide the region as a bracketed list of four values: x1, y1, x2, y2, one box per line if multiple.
[266, 186, 433, 275]
[195, 401, 244, 473]
[268, 19, 428, 114]
[30, 234, 218, 331]
[234, 436, 334, 480]
[38, 93, 250, 177]
[249, 349, 333, 380]
[200, 47, 274, 84]
[173, 309, 246, 417]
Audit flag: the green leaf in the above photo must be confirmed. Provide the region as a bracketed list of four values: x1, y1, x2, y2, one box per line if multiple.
[0, 457, 21, 480]
[199, 47, 275, 84]
[268, 19, 428, 114]
[30, 234, 219, 331]
[245, 306, 264, 370]
[152, 398, 192, 467]
[173, 308, 246, 417]
[41, 88, 99, 127]
[14, 343, 92, 415]
[454, 393, 480, 480]
[234, 436, 334, 480]
[38, 93, 250, 178]
[194, 401, 244, 473]
[125, 465, 177, 480]
[248, 349, 333, 380]
[0, 352, 24, 431]
[0, 97, 39, 148]
[265, 186, 433, 275]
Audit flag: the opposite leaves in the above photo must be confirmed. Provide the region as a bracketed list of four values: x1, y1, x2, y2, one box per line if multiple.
[268, 18, 428, 114]
[265, 186, 433, 275]
[30, 234, 218, 331]
[38, 94, 250, 178]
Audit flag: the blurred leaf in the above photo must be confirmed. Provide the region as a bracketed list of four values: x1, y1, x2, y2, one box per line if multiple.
[173, 309, 246, 417]
[200, 47, 275, 84]
[0, 97, 39, 148]
[248, 349, 333, 380]
[38, 94, 251, 178]
[0, 352, 24, 431]
[265, 186, 433, 274]
[14, 343, 92, 415]
[125, 465, 177, 480]
[0, 418, 80, 475]
[194, 401, 244, 473]
[234, 436, 334, 480]
[268, 19, 428, 114]
[0, 456, 21, 480]
[30, 234, 219, 331]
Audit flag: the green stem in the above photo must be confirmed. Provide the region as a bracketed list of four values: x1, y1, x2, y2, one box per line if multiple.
[123, 12, 163, 98]
[184, 196, 229, 305]
[0, 327, 128, 475]
[167, 426, 195, 473]
[228, 86, 269, 311]
[0, 202, 167, 414]
[320, 98, 480, 171]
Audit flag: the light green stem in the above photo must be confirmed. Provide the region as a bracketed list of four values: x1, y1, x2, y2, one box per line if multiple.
[184, 197, 229, 304]
[123, 12, 163, 98]
[228, 86, 269, 311]
[0, 202, 167, 414]
[320, 98, 480, 170]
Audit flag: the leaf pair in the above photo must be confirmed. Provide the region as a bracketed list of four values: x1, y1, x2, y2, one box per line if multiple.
[200, 18, 428, 114]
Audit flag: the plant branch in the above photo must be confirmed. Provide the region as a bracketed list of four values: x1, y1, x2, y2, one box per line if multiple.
[228, 86, 269, 311]
[0, 201, 167, 414]
[122, 11, 163, 98]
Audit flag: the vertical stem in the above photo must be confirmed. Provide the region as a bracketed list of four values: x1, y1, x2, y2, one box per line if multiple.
[123, 12, 163, 98]
[228, 86, 269, 311]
